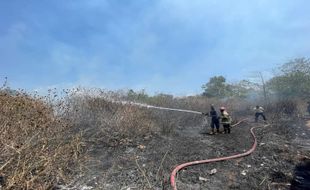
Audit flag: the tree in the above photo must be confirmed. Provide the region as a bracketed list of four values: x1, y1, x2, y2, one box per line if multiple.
[127, 89, 149, 101]
[259, 72, 268, 104]
[202, 76, 232, 98]
[202, 76, 258, 99]
[229, 80, 258, 99]
[267, 58, 310, 99]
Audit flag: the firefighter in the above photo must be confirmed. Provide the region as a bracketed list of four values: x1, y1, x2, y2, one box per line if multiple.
[254, 105, 266, 122]
[203, 105, 220, 134]
[219, 107, 231, 134]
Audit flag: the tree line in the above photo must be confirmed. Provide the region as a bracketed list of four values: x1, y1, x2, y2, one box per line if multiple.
[202, 58, 310, 101]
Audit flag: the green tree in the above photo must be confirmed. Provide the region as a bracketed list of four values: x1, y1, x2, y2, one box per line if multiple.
[202, 76, 232, 98]
[267, 58, 310, 99]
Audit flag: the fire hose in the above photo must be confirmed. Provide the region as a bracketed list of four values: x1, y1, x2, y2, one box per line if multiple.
[170, 119, 269, 190]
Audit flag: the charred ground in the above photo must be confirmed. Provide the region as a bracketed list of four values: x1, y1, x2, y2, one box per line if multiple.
[0, 89, 309, 190]
[69, 114, 309, 190]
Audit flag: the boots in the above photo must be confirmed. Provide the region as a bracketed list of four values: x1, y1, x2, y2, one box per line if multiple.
[209, 128, 214, 135]
[216, 129, 220, 134]
[223, 128, 227, 134]
[227, 127, 231, 134]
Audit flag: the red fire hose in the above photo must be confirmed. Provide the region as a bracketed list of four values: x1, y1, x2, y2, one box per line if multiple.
[170, 120, 263, 190]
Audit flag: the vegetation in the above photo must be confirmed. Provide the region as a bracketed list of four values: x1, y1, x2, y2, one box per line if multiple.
[201, 58, 310, 102]
[0, 91, 85, 189]
[202, 76, 258, 99]
[267, 58, 310, 99]
[0, 89, 160, 189]
[0, 58, 309, 189]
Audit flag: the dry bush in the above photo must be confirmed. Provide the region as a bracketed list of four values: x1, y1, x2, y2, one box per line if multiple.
[0, 87, 163, 189]
[65, 93, 157, 146]
[266, 99, 299, 122]
[113, 105, 155, 136]
[0, 91, 85, 189]
[224, 98, 253, 119]
[295, 99, 309, 117]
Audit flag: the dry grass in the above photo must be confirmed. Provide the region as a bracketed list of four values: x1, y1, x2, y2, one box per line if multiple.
[65, 94, 157, 144]
[0, 88, 163, 189]
[0, 91, 85, 189]
[265, 99, 303, 123]
[2, 87, 302, 189]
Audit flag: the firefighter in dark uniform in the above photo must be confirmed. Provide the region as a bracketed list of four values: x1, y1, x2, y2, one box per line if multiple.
[203, 105, 220, 134]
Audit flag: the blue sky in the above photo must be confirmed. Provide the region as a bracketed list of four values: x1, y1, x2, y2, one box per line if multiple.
[1, 0, 309, 95]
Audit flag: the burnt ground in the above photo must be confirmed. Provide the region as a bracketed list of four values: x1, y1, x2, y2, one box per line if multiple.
[61, 115, 310, 190]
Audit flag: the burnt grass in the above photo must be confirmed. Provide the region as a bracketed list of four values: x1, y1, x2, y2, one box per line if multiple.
[65, 113, 310, 190]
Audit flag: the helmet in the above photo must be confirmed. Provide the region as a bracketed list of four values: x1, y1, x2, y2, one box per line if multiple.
[220, 106, 225, 111]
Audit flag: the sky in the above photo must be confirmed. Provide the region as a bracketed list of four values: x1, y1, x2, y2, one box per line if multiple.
[0, 0, 309, 95]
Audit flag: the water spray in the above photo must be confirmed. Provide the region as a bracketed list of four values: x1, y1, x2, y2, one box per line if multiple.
[109, 99, 203, 115]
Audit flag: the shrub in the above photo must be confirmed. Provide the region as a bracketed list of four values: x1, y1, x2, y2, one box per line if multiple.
[64, 93, 157, 146]
[0, 91, 85, 189]
[265, 99, 299, 122]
